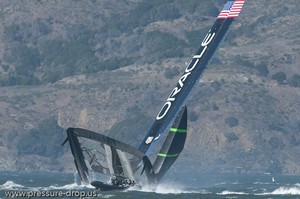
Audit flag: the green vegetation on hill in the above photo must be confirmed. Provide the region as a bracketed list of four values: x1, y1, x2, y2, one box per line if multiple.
[0, 0, 222, 87]
[18, 117, 65, 158]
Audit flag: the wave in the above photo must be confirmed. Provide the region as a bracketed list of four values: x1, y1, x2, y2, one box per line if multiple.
[257, 183, 300, 196]
[0, 181, 24, 190]
[218, 184, 300, 196]
[99, 194, 115, 198]
[268, 184, 300, 195]
[253, 181, 273, 185]
[129, 182, 209, 194]
[213, 181, 228, 186]
[217, 190, 249, 195]
[0, 180, 94, 192]
[47, 183, 94, 190]
[33, 182, 94, 191]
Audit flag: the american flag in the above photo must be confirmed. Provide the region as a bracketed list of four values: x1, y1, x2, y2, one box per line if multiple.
[217, 0, 245, 19]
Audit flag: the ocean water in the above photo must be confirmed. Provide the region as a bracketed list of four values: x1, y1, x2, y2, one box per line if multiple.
[0, 172, 299, 199]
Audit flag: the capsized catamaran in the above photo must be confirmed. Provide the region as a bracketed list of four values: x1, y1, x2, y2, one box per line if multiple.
[64, 105, 187, 190]
[63, 0, 245, 191]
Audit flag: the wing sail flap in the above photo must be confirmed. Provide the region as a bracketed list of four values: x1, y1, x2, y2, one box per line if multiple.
[152, 105, 187, 181]
[140, 106, 188, 184]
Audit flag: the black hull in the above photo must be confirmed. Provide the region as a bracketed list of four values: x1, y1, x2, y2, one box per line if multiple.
[91, 181, 129, 191]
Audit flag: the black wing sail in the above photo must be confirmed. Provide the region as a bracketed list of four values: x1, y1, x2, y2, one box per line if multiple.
[66, 128, 90, 183]
[142, 105, 187, 183]
[139, 0, 245, 156]
[153, 105, 187, 179]
[69, 128, 144, 158]
[65, 128, 144, 183]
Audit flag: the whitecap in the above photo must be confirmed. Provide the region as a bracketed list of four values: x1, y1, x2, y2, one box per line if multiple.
[257, 184, 300, 196]
[129, 182, 208, 194]
[45, 183, 94, 190]
[217, 190, 249, 195]
[101, 194, 115, 198]
[0, 181, 24, 190]
[214, 181, 228, 186]
[269, 185, 300, 195]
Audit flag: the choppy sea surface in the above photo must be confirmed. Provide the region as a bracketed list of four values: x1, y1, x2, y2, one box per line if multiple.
[0, 172, 299, 199]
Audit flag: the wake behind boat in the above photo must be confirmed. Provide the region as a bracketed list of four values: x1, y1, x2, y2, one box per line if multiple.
[63, 0, 246, 191]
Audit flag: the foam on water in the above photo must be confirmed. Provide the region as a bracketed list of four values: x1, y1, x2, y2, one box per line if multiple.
[0, 180, 94, 192]
[257, 183, 300, 196]
[0, 181, 24, 190]
[217, 190, 249, 195]
[101, 194, 115, 198]
[214, 181, 228, 186]
[129, 182, 208, 194]
[268, 183, 300, 195]
[1, 173, 299, 198]
[253, 181, 273, 185]
[47, 182, 94, 190]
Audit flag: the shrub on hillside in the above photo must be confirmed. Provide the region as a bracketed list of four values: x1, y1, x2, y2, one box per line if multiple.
[271, 71, 287, 84]
[287, 74, 300, 87]
[225, 116, 239, 128]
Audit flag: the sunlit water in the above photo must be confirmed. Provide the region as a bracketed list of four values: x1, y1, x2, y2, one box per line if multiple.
[0, 172, 299, 198]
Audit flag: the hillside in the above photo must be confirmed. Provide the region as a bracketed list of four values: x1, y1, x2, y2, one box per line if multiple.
[0, 0, 299, 174]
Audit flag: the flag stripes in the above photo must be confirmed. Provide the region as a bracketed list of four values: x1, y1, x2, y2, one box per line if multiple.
[217, 0, 245, 19]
